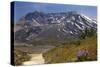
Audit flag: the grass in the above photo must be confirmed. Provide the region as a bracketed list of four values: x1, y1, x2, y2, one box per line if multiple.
[43, 36, 97, 64]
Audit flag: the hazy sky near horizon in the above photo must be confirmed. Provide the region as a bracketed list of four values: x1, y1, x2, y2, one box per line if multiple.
[13, 1, 97, 22]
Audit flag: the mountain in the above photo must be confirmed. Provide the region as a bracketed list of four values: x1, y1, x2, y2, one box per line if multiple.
[14, 11, 97, 43]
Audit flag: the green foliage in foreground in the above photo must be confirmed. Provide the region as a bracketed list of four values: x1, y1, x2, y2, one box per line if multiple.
[43, 36, 97, 64]
[14, 49, 31, 65]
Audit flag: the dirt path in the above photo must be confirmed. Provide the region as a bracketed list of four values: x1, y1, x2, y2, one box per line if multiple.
[22, 54, 45, 65]
[21, 45, 55, 65]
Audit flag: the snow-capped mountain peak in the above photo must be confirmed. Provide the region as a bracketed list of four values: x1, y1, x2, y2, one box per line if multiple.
[15, 11, 97, 42]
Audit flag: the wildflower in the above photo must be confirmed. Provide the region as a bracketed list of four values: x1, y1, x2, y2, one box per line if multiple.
[76, 49, 88, 61]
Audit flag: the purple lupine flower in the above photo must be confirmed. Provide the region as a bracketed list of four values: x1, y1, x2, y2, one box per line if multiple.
[76, 49, 88, 61]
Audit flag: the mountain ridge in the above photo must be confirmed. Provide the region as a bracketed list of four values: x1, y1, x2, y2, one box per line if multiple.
[14, 11, 97, 43]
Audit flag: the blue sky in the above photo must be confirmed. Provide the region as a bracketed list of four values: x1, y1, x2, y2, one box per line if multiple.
[13, 1, 97, 22]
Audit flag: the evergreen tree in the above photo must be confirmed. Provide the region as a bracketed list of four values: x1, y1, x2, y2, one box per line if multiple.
[79, 27, 96, 39]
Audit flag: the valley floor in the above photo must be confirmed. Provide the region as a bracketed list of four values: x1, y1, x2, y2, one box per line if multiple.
[14, 36, 97, 65]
